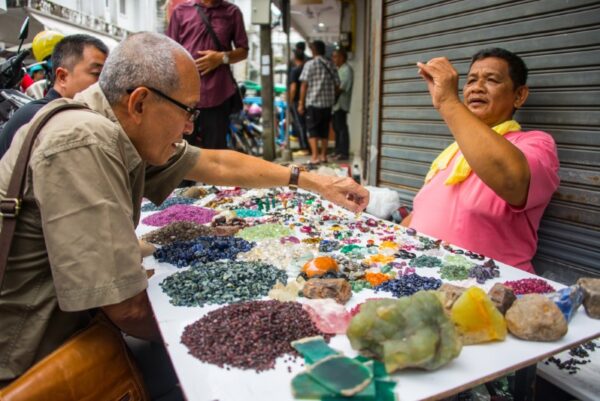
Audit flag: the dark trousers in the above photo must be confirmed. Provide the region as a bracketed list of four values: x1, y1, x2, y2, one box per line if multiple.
[189, 95, 234, 150]
[290, 101, 309, 150]
[127, 337, 184, 401]
[333, 109, 349, 157]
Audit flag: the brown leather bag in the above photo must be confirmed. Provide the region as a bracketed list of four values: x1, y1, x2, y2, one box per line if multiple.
[0, 315, 149, 401]
[0, 103, 149, 401]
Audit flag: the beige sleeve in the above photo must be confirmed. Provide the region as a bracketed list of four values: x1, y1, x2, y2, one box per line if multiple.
[143, 141, 201, 204]
[32, 142, 147, 312]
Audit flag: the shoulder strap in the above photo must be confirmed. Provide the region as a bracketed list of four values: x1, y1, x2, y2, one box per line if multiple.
[194, 4, 225, 51]
[0, 103, 88, 291]
[317, 58, 338, 85]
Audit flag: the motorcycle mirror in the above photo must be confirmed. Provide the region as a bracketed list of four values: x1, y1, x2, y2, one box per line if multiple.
[19, 17, 30, 41]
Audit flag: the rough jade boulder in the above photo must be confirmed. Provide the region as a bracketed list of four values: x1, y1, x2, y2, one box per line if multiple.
[505, 294, 568, 341]
[346, 291, 462, 373]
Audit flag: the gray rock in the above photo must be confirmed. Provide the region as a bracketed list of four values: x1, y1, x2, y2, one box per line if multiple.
[505, 294, 568, 341]
[488, 283, 516, 315]
[577, 278, 600, 319]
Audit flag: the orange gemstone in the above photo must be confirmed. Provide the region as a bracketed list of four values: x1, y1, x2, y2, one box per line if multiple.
[301, 256, 340, 278]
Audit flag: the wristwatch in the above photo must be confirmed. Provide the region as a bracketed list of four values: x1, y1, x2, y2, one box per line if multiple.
[222, 52, 230, 64]
[288, 165, 303, 191]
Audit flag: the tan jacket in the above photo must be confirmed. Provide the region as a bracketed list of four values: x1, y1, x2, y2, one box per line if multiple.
[0, 83, 200, 384]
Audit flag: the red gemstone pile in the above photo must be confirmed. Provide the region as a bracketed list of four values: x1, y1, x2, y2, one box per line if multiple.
[503, 278, 556, 295]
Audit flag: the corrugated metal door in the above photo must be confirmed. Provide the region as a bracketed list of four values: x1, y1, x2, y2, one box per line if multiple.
[373, 0, 600, 281]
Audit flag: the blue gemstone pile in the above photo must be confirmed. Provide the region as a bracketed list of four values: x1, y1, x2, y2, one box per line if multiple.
[154, 236, 255, 267]
[374, 274, 442, 298]
[141, 196, 197, 212]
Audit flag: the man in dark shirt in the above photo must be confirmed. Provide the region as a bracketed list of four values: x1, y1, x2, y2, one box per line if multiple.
[0, 34, 108, 158]
[289, 49, 308, 151]
[167, 0, 248, 150]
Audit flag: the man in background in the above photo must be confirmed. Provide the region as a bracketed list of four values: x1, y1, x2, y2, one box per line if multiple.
[167, 0, 248, 149]
[289, 49, 309, 153]
[0, 34, 108, 158]
[299, 40, 340, 164]
[332, 47, 353, 161]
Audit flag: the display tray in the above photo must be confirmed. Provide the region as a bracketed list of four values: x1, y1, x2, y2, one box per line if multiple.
[138, 187, 600, 401]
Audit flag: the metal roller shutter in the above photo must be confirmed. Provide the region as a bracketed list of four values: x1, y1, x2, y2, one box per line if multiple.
[373, 0, 600, 281]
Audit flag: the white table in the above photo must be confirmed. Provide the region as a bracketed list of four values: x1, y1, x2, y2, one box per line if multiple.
[138, 190, 600, 401]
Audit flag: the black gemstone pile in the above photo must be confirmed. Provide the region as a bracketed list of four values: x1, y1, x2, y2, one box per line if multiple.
[374, 273, 442, 298]
[154, 236, 254, 267]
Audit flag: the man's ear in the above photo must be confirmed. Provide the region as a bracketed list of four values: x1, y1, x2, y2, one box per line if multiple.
[514, 85, 529, 109]
[54, 66, 68, 88]
[127, 88, 150, 124]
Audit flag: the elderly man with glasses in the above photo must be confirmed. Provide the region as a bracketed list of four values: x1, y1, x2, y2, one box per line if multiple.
[0, 32, 369, 399]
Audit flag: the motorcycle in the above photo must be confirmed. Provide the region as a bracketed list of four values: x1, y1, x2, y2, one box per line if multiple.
[0, 18, 34, 131]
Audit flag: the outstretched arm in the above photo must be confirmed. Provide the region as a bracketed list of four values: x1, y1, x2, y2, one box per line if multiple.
[185, 149, 369, 212]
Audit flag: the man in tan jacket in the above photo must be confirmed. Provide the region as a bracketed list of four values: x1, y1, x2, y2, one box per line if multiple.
[0, 32, 369, 399]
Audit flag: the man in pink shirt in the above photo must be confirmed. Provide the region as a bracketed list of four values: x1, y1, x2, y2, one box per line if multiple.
[402, 48, 559, 273]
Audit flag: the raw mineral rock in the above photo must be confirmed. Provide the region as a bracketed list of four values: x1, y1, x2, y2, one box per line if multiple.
[303, 278, 352, 304]
[301, 256, 340, 279]
[545, 285, 584, 322]
[451, 287, 507, 344]
[346, 291, 462, 373]
[438, 283, 466, 312]
[505, 294, 568, 341]
[577, 278, 600, 319]
[488, 283, 516, 315]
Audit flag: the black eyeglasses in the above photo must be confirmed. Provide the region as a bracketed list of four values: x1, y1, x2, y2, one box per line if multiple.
[126, 87, 200, 123]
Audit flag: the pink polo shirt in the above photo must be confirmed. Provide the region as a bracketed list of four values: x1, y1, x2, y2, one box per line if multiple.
[410, 130, 559, 273]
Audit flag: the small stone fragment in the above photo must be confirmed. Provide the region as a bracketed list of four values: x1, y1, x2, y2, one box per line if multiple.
[488, 283, 516, 315]
[180, 186, 207, 199]
[291, 336, 340, 365]
[303, 278, 352, 304]
[438, 283, 466, 312]
[505, 294, 568, 341]
[268, 277, 306, 302]
[577, 278, 600, 319]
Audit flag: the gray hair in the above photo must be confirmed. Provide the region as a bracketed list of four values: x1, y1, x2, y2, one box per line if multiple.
[99, 32, 192, 105]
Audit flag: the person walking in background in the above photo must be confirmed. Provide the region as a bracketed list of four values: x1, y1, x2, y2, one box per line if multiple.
[299, 40, 340, 165]
[289, 49, 309, 153]
[167, 0, 248, 149]
[331, 48, 353, 161]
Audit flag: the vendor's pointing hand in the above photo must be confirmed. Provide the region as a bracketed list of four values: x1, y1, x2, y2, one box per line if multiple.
[417, 57, 461, 110]
[196, 50, 223, 75]
[318, 176, 370, 213]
